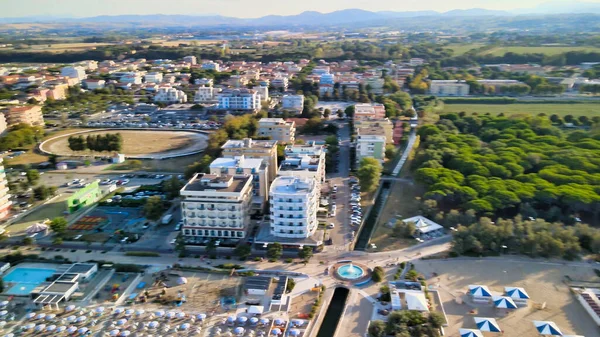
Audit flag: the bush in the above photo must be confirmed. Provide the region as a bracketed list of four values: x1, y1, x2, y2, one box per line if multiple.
[125, 251, 160, 257]
[114, 264, 142, 273]
[254, 257, 261, 262]
[286, 278, 296, 293]
[285, 258, 293, 263]
[86, 250, 92, 253]
[215, 263, 243, 270]
[372, 266, 385, 283]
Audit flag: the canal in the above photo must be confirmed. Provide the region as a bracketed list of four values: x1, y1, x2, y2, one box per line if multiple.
[316, 287, 350, 337]
[354, 181, 391, 250]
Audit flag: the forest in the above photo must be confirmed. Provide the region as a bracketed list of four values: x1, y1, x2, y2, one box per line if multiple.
[412, 114, 600, 257]
[68, 133, 123, 152]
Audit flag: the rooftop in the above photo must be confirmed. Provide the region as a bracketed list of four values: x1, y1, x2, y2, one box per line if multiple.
[271, 176, 315, 194]
[258, 118, 292, 125]
[182, 174, 250, 193]
[222, 138, 277, 150]
[210, 156, 264, 170]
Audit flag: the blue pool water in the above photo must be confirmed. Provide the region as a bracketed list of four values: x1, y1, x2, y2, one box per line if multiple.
[2, 267, 57, 295]
[337, 264, 365, 280]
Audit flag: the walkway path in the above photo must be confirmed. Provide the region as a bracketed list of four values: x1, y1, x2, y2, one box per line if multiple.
[391, 130, 417, 176]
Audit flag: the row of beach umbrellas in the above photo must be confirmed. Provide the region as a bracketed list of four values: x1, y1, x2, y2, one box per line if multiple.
[463, 318, 583, 336]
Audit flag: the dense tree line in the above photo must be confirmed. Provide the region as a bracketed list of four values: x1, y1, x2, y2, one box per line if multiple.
[0, 124, 45, 151]
[68, 133, 123, 152]
[368, 310, 443, 337]
[452, 215, 600, 259]
[414, 114, 600, 224]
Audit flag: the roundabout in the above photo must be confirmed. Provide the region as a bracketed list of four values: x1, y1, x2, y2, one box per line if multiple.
[331, 261, 371, 284]
[39, 129, 209, 160]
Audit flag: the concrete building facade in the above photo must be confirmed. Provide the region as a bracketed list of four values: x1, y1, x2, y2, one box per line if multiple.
[258, 118, 296, 143]
[269, 176, 318, 239]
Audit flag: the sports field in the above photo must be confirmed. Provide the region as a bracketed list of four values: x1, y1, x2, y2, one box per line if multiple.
[41, 130, 207, 158]
[442, 103, 600, 117]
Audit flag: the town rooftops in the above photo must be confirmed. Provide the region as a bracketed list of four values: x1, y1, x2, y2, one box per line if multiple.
[210, 156, 265, 170]
[182, 174, 250, 193]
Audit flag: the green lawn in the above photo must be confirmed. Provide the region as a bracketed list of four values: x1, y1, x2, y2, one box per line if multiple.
[442, 103, 600, 117]
[7, 199, 66, 235]
[481, 46, 600, 56]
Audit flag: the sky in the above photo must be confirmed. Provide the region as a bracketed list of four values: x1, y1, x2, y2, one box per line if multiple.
[0, 0, 594, 18]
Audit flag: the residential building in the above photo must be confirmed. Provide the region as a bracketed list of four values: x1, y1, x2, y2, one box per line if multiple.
[429, 80, 469, 96]
[216, 89, 260, 112]
[0, 158, 12, 220]
[83, 79, 105, 90]
[194, 86, 215, 103]
[4, 105, 44, 126]
[271, 77, 289, 90]
[354, 118, 394, 144]
[409, 58, 425, 66]
[319, 73, 335, 85]
[163, 74, 176, 84]
[134, 103, 159, 114]
[221, 138, 278, 183]
[253, 86, 269, 102]
[210, 155, 269, 212]
[269, 176, 318, 239]
[356, 127, 387, 164]
[281, 95, 304, 113]
[120, 73, 143, 85]
[154, 87, 187, 104]
[364, 77, 385, 94]
[195, 78, 213, 86]
[0, 113, 7, 135]
[180, 174, 253, 242]
[280, 143, 326, 198]
[60, 66, 86, 82]
[145, 72, 163, 83]
[229, 75, 249, 88]
[46, 84, 69, 100]
[476, 79, 523, 87]
[258, 118, 296, 143]
[312, 66, 330, 75]
[354, 103, 386, 120]
[183, 56, 197, 65]
[201, 61, 220, 72]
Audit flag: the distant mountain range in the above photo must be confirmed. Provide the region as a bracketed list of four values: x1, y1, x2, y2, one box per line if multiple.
[1, 1, 600, 26]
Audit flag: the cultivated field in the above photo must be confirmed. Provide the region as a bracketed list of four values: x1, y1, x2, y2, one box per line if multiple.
[445, 44, 485, 55]
[41, 130, 207, 158]
[442, 103, 600, 117]
[417, 259, 600, 337]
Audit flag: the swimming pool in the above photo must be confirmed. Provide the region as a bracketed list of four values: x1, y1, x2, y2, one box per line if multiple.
[2, 267, 57, 295]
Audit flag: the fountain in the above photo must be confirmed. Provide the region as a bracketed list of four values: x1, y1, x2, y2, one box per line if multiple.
[336, 262, 365, 280]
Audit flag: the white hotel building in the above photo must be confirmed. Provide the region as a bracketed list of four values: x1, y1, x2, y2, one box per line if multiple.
[217, 89, 260, 112]
[180, 174, 253, 243]
[0, 158, 11, 220]
[269, 176, 318, 239]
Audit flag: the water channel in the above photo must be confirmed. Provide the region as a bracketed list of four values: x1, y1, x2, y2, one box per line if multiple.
[315, 287, 350, 337]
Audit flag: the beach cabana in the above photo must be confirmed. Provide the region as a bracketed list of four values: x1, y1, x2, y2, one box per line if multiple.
[534, 321, 563, 336]
[271, 328, 282, 335]
[250, 317, 259, 325]
[289, 329, 301, 336]
[237, 316, 248, 324]
[110, 329, 120, 336]
[180, 323, 190, 330]
[259, 318, 270, 325]
[474, 317, 501, 332]
[274, 318, 285, 326]
[493, 296, 517, 309]
[148, 321, 159, 329]
[460, 329, 484, 337]
[196, 313, 207, 321]
[0, 311, 6, 317]
[469, 285, 493, 302]
[46, 325, 56, 332]
[234, 327, 245, 336]
[505, 287, 530, 306]
[176, 312, 186, 319]
[154, 310, 164, 317]
[65, 305, 76, 312]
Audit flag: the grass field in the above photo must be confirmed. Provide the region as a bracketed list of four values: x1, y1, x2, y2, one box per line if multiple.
[7, 198, 66, 235]
[481, 46, 600, 56]
[42, 130, 205, 156]
[442, 103, 600, 117]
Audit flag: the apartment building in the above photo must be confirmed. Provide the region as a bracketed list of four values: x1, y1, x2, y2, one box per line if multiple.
[216, 89, 260, 112]
[201, 61, 221, 72]
[83, 79, 106, 90]
[195, 78, 214, 86]
[319, 73, 335, 85]
[180, 174, 253, 243]
[194, 86, 215, 103]
[4, 105, 44, 127]
[221, 138, 278, 183]
[271, 77, 289, 90]
[145, 72, 163, 83]
[0, 158, 11, 220]
[280, 143, 326, 198]
[429, 80, 469, 96]
[354, 118, 394, 144]
[281, 95, 305, 113]
[364, 77, 385, 94]
[253, 86, 269, 102]
[210, 155, 269, 212]
[354, 103, 386, 120]
[476, 79, 525, 87]
[120, 73, 143, 85]
[409, 58, 425, 66]
[183, 56, 197, 65]
[154, 87, 187, 104]
[0, 114, 7, 135]
[60, 66, 86, 82]
[258, 118, 296, 143]
[356, 127, 387, 164]
[46, 84, 69, 100]
[269, 176, 318, 239]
